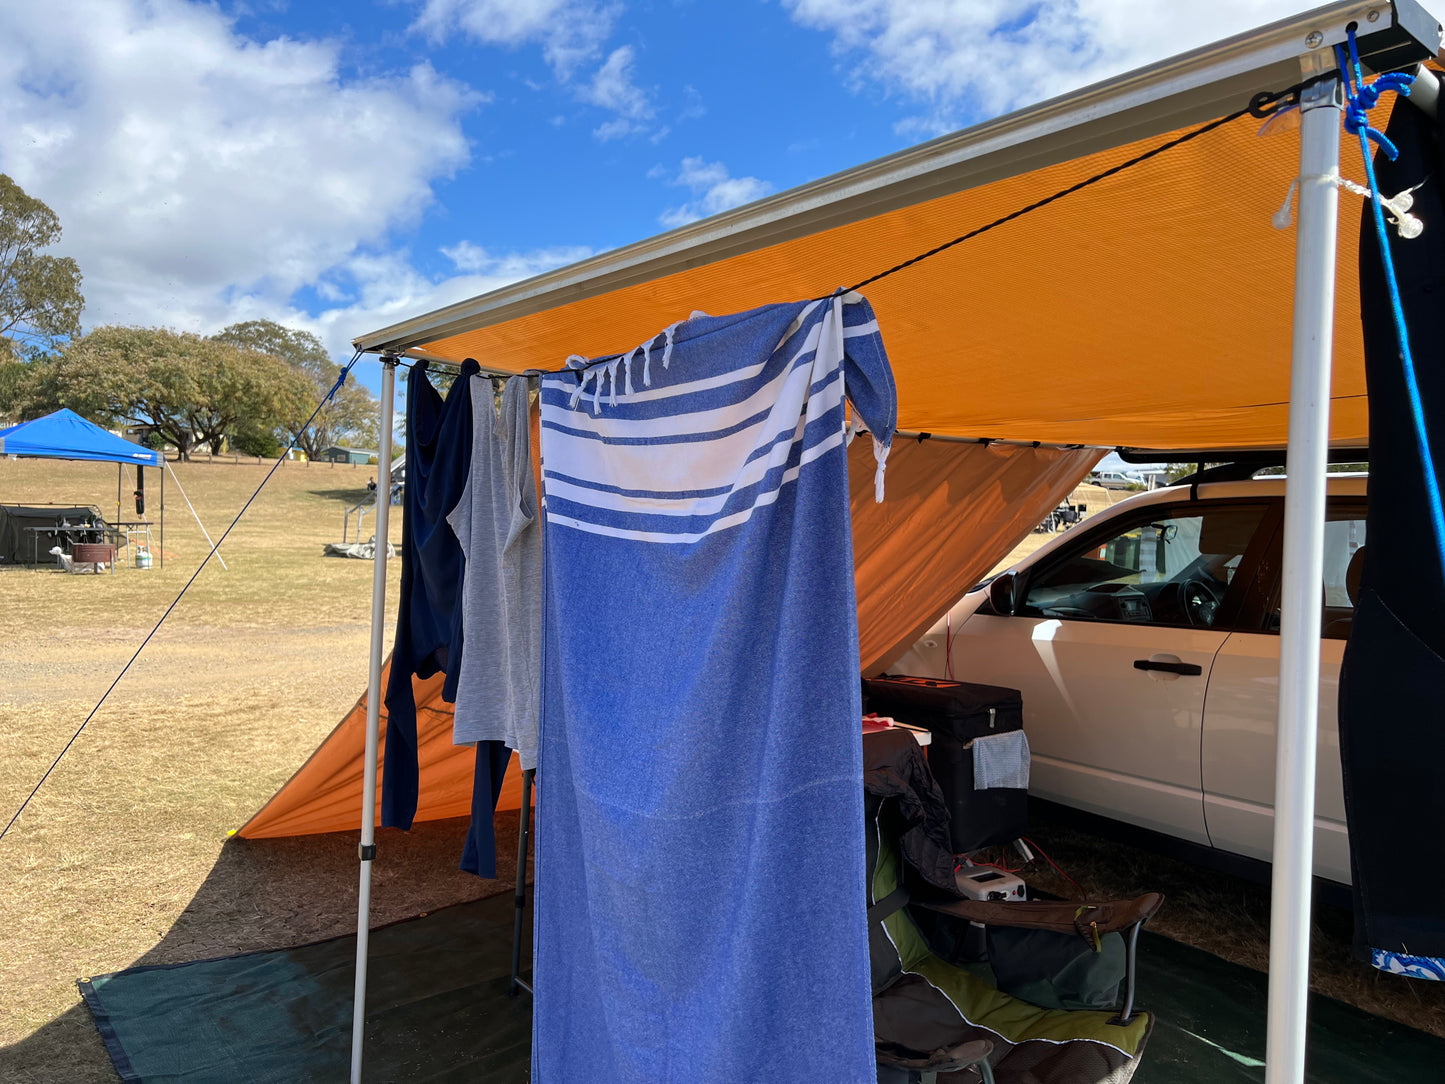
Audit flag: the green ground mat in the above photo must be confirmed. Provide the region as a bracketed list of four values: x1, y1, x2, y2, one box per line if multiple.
[81, 898, 1444, 1083]
[80, 892, 531, 1083]
[1135, 931, 1445, 1082]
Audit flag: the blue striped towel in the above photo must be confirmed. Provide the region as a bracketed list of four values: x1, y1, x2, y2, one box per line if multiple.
[532, 293, 895, 1083]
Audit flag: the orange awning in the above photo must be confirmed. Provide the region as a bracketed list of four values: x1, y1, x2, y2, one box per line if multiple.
[413, 109, 1375, 451]
[240, 439, 1098, 837]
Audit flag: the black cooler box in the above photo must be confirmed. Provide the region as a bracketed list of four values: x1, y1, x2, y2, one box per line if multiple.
[863, 675, 1026, 853]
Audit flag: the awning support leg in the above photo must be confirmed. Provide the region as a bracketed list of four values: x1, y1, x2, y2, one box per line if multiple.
[1264, 58, 1342, 1084]
[510, 767, 534, 997]
[351, 357, 397, 1084]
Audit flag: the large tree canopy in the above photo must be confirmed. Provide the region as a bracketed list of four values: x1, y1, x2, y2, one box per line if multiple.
[0, 174, 83, 353]
[30, 326, 312, 459]
[214, 319, 378, 459]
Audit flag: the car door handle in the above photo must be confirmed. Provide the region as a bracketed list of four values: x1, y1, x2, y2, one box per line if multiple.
[1133, 658, 1203, 676]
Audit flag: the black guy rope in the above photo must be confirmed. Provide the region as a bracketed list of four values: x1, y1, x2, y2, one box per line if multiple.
[0, 350, 367, 843]
[837, 103, 1254, 296]
[554, 93, 1273, 380]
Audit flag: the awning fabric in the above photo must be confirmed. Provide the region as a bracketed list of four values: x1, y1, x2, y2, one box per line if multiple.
[238, 664, 528, 839]
[852, 440, 1103, 673]
[240, 439, 1097, 837]
[0, 408, 162, 466]
[406, 104, 1392, 452]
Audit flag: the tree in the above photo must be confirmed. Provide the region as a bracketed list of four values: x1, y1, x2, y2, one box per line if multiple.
[0, 175, 84, 353]
[186, 338, 314, 455]
[213, 320, 378, 459]
[33, 326, 310, 459]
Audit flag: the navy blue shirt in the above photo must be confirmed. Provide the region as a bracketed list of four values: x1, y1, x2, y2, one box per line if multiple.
[382, 361, 478, 830]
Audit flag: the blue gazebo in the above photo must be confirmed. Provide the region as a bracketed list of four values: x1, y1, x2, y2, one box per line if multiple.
[0, 408, 166, 567]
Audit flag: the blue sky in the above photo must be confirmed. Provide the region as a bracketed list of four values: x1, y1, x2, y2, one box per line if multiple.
[0, 0, 1302, 400]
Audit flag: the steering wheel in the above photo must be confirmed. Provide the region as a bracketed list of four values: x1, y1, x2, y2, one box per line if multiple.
[1178, 578, 1221, 626]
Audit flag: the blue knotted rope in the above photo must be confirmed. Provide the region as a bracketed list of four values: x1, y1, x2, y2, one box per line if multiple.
[1337, 26, 1445, 571]
[1342, 68, 1415, 160]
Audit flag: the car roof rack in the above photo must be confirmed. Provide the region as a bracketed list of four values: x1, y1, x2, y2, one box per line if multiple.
[1116, 447, 1369, 487]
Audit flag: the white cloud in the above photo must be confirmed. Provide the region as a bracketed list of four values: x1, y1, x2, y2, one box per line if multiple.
[411, 0, 618, 80]
[582, 46, 656, 140]
[441, 240, 594, 276]
[227, 241, 596, 362]
[658, 157, 772, 228]
[0, 0, 480, 354]
[411, 4, 661, 141]
[782, 0, 1304, 133]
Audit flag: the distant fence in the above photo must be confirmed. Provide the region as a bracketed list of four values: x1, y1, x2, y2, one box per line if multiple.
[167, 453, 378, 469]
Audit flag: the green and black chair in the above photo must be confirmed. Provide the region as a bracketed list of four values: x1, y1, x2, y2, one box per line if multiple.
[865, 729, 1162, 1084]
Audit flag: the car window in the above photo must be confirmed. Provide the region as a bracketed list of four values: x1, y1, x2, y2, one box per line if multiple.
[1323, 516, 1366, 608]
[1020, 505, 1267, 628]
[1266, 513, 1366, 638]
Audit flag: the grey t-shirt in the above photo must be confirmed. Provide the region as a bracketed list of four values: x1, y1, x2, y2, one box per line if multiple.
[446, 373, 541, 769]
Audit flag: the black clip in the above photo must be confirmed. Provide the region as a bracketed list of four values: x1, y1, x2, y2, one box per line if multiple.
[359, 843, 377, 861]
[916, 432, 932, 443]
[1248, 73, 1335, 119]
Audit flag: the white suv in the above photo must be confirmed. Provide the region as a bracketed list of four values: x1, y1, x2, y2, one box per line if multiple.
[889, 476, 1367, 886]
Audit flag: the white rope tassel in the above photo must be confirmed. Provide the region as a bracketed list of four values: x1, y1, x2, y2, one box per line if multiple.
[641, 339, 653, 387]
[873, 437, 890, 503]
[1272, 178, 1299, 230]
[608, 359, 620, 406]
[591, 367, 603, 414]
[661, 322, 680, 370]
[622, 349, 634, 396]
[1275, 171, 1424, 238]
[567, 369, 590, 410]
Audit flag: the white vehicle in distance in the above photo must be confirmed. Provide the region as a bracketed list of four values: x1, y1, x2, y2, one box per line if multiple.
[1089, 468, 1148, 489]
[889, 475, 1367, 886]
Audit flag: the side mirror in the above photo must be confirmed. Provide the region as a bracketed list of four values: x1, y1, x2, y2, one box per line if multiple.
[989, 571, 1018, 616]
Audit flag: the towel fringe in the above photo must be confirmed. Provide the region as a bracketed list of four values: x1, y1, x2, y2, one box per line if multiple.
[873, 438, 890, 503]
[661, 321, 681, 370]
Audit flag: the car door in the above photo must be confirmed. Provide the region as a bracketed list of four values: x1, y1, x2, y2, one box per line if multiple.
[946, 501, 1272, 845]
[1200, 499, 1364, 885]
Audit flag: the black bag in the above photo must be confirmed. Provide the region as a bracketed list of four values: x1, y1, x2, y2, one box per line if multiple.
[863, 676, 1027, 853]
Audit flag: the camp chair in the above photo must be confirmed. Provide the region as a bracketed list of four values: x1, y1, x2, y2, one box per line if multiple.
[865, 729, 1162, 1084]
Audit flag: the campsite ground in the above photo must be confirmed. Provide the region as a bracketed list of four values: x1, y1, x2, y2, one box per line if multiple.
[0, 461, 1440, 1080]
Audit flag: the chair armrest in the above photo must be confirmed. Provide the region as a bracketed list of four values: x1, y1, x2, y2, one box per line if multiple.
[876, 1039, 993, 1072]
[913, 892, 1163, 937]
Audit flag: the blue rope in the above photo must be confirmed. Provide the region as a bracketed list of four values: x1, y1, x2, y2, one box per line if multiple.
[1336, 28, 1445, 572]
[1343, 70, 1416, 161]
[0, 350, 367, 843]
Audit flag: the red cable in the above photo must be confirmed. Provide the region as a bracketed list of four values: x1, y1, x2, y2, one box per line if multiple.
[1022, 835, 1085, 897]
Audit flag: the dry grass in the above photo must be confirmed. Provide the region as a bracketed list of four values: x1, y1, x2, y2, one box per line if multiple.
[0, 456, 526, 1082]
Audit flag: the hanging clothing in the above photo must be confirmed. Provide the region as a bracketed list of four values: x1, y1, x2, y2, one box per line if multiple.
[446, 372, 543, 770]
[1343, 93, 1445, 969]
[532, 293, 896, 1083]
[460, 740, 516, 878]
[382, 360, 477, 831]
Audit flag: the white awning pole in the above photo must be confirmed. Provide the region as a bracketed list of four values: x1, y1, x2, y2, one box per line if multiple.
[162, 460, 227, 571]
[350, 357, 396, 1084]
[1264, 59, 1341, 1084]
